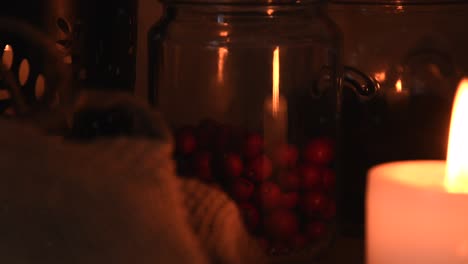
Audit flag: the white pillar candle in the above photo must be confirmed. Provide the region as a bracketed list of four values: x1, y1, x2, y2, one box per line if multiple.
[367, 79, 468, 264]
[367, 160, 468, 264]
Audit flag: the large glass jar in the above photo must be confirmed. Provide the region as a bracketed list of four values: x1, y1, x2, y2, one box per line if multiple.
[328, 0, 468, 237]
[149, 0, 341, 260]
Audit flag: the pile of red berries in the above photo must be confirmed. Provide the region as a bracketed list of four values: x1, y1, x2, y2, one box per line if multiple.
[174, 119, 336, 255]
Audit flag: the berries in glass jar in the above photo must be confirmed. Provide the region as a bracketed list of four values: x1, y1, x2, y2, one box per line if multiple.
[305, 221, 327, 240]
[247, 155, 273, 182]
[255, 182, 282, 210]
[239, 203, 261, 231]
[278, 170, 300, 191]
[280, 192, 299, 209]
[175, 126, 197, 155]
[322, 200, 336, 220]
[231, 177, 254, 202]
[301, 191, 328, 217]
[300, 165, 322, 190]
[291, 233, 308, 249]
[322, 168, 336, 191]
[273, 144, 298, 168]
[224, 153, 244, 178]
[265, 209, 299, 241]
[304, 137, 334, 165]
[243, 133, 264, 160]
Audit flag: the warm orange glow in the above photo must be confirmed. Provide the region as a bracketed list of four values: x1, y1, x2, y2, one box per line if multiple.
[395, 79, 403, 93]
[272, 46, 280, 115]
[2, 44, 13, 70]
[219, 31, 229, 37]
[445, 78, 468, 193]
[217, 47, 228, 83]
[374, 71, 386, 83]
[395, 0, 404, 12]
[267, 9, 274, 16]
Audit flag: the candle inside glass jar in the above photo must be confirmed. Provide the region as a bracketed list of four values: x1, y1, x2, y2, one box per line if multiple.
[264, 46, 287, 154]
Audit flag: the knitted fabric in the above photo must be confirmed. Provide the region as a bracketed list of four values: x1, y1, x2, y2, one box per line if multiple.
[0, 118, 265, 263]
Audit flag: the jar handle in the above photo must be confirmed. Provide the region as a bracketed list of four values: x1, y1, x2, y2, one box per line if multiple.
[343, 66, 380, 98]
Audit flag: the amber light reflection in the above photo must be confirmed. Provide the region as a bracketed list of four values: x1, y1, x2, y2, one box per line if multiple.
[217, 47, 228, 83]
[272, 46, 280, 115]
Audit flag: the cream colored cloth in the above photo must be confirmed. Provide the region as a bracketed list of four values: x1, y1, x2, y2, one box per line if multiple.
[0, 117, 265, 263]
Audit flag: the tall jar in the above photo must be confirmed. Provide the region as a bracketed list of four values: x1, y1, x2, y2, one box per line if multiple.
[328, 0, 468, 237]
[149, 0, 341, 260]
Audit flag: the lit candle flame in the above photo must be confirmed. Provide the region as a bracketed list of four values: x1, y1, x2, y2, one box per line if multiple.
[219, 31, 228, 37]
[395, 79, 403, 93]
[4, 44, 11, 52]
[374, 71, 386, 83]
[272, 46, 280, 115]
[217, 47, 228, 83]
[445, 78, 468, 193]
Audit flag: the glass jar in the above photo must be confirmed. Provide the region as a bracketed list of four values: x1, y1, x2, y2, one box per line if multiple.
[328, 0, 468, 237]
[149, 0, 341, 260]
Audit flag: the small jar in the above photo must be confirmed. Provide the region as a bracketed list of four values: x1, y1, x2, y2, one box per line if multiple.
[149, 0, 341, 260]
[328, 0, 468, 237]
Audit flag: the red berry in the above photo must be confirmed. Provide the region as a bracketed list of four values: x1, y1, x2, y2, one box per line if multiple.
[265, 209, 299, 241]
[301, 191, 329, 218]
[243, 133, 263, 160]
[247, 155, 273, 182]
[300, 165, 322, 190]
[322, 200, 336, 220]
[280, 192, 299, 209]
[322, 168, 336, 191]
[231, 178, 254, 202]
[194, 151, 212, 181]
[224, 153, 243, 178]
[291, 234, 308, 249]
[255, 182, 282, 209]
[305, 221, 327, 240]
[175, 127, 197, 155]
[273, 144, 299, 168]
[278, 170, 300, 191]
[238, 203, 260, 231]
[304, 137, 334, 165]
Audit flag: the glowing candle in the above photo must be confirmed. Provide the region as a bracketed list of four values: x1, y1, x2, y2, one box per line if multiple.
[386, 78, 409, 111]
[367, 79, 468, 264]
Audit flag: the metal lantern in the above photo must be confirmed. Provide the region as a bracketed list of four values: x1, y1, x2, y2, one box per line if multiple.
[0, 0, 137, 115]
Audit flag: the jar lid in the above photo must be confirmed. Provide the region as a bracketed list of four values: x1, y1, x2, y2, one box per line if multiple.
[162, 0, 321, 4]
